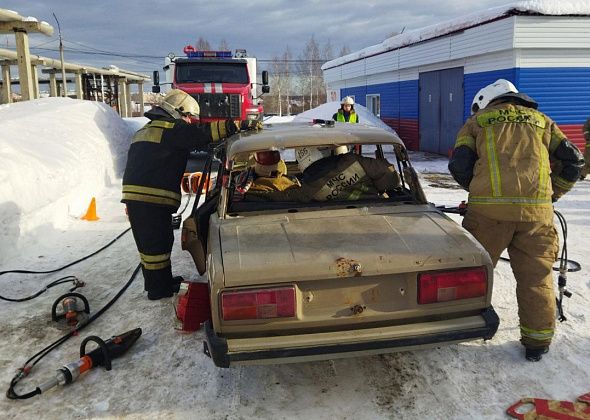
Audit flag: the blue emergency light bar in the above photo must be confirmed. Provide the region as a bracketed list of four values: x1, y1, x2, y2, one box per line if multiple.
[186, 50, 233, 58]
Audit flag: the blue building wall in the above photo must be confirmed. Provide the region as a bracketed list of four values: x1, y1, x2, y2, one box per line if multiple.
[340, 66, 589, 151]
[463, 68, 517, 120]
[517, 67, 590, 124]
[342, 81, 420, 149]
[341, 80, 418, 121]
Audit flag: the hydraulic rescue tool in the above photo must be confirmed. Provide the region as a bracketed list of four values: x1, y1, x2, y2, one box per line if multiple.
[507, 392, 590, 419]
[51, 292, 90, 330]
[7, 328, 142, 399]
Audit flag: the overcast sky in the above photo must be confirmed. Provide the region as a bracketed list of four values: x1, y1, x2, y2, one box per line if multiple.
[2, 0, 507, 76]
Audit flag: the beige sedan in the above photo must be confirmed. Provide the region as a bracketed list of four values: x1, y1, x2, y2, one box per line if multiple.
[182, 122, 498, 367]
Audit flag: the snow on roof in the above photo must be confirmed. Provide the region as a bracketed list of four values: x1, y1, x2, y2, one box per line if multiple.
[322, 0, 590, 70]
[293, 102, 397, 135]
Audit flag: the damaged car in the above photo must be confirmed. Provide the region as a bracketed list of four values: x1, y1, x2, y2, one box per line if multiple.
[181, 121, 499, 368]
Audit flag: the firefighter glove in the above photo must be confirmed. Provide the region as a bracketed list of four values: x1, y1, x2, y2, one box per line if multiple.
[552, 185, 567, 202]
[225, 119, 241, 137]
[240, 120, 264, 131]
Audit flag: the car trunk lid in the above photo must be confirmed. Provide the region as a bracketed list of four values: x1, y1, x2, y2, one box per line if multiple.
[219, 207, 486, 287]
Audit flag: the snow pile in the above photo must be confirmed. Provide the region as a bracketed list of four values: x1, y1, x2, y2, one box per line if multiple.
[263, 115, 296, 124]
[292, 102, 397, 134]
[0, 98, 134, 262]
[323, 0, 590, 70]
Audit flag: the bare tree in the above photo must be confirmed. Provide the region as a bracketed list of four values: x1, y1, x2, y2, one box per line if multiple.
[338, 45, 351, 57]
[195, 37, 211, 50]
[315, 40, 335, 105]
[267, 46, 293, 116]
[283, 47, 292, 115]
[218, 39, 230, 51]
[296, 35, 322, 110]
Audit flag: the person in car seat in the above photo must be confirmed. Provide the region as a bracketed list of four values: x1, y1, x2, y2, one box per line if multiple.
[247, 145, 401, 202]
[249, 151, 300, 192]
[233, 150, 299, 200]
[448, 79, 583, 361]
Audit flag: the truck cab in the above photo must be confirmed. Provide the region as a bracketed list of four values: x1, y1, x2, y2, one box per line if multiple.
[154, 47, 269, 122]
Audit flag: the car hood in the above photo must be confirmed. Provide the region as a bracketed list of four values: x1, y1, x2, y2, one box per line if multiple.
[218, 207, 490, 287]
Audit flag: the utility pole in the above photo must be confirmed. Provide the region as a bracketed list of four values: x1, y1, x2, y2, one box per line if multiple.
[52, 13, 67, 97]
[309, 62, 313, 110]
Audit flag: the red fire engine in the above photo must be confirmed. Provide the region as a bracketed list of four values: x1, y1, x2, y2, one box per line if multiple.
[152, 46, 269, 122]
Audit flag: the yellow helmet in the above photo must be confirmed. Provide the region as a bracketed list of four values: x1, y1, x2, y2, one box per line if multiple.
[160, 89, 200, 119]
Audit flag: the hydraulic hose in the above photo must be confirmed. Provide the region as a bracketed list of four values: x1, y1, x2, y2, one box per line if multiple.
[6, 264, 141, 399]
[0, 228, 131, 276]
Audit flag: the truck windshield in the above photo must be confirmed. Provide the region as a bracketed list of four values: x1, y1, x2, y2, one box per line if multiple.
[175, 62, 249, 84]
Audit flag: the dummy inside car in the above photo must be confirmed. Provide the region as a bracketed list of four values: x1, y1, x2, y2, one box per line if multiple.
[181, 122, 499, 368]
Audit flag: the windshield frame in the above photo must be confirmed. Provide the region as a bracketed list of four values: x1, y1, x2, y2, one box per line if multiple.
[174, 60, 250, 84]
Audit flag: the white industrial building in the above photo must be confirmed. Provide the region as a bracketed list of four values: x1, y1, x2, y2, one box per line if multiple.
[322, 1, 590, 154]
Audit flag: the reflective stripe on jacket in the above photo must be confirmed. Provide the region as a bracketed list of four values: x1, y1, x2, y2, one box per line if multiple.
[122, 108, 227, 209]
[449, 102, 583, 223]
[334, 110, 358, 123]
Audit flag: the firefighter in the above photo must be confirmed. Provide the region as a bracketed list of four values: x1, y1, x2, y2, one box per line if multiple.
[448, 79, 584, 361]
[122, 89, 240, 300]
[247, 145, 401, 202]
[581, 116, 590, 180]
[248, 151, 300, 192]
[332, 96, 359, 123]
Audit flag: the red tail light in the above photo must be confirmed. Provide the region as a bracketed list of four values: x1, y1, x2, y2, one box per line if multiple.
[221, 287, 296, 321]
[418, 267, 487, 304]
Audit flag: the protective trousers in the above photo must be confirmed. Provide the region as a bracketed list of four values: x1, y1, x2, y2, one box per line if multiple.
[126, 202, 175, 298]
[462, 212, 559, 349]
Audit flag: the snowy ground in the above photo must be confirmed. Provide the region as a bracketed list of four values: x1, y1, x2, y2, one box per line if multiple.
[0, 99, 588, 419]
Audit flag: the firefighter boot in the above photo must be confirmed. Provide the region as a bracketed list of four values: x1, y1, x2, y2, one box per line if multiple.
[171, 276, 184, 293]
[145, 269, 175, 301]
[147, 276, 184, 300]
[147, 286, 174, 301]
[525, 346, 549, 362]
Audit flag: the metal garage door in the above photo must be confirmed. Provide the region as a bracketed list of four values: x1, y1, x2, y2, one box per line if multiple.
[418, 71, 440, 153]
[419, 67, 464, 155]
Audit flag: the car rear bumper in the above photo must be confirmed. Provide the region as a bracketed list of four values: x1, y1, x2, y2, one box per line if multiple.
[203, 307, 499, 368]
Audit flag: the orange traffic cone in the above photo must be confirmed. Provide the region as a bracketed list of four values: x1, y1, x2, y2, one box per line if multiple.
[81, 197, 100, 221]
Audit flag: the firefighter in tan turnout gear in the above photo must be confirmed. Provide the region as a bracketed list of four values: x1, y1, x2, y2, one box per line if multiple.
[448, 79, 584, 361]
[247, 145, 401, 202]
[581, 116, 590, 179]
[122, 89, 240, 300]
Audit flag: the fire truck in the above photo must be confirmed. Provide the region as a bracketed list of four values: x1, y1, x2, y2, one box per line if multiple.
[152, 46, 269, 122]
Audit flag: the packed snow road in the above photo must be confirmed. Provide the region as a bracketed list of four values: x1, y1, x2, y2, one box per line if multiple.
[0, 99, 588, 419]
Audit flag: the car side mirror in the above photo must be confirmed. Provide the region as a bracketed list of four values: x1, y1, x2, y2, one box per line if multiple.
[152, 70, 161, 93]
[262, 85, 270, 94]
[262, 70, 269, 85]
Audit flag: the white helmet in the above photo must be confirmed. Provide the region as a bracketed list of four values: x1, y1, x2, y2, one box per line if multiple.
[333, 145, 348, 155]
[296, 147, 328, 172]
[160, 89, 200, 119]
[471, 79, 518, 114]
[341, 96, 354, 106]
[295, 145, 348, 172]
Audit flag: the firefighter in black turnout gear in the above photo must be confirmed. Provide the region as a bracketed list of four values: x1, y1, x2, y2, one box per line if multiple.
[122, 89, 239, 300]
